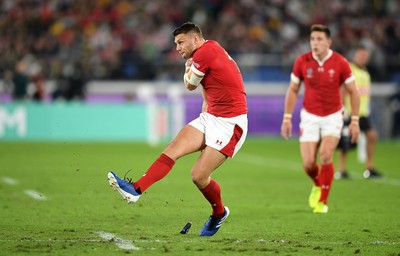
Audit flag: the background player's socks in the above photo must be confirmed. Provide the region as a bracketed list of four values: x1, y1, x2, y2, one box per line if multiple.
[318, 163, 334, 204]
[133, 153, 175, 193]
[305, 164, 320, 186]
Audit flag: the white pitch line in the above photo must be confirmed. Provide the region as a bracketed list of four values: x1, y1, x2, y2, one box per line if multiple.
[2, 177, 18, 185]
[0, 238, 397, 246]
[24, 190, 47, 201]
[236, 153, 400, 186]
[97, 231, 139, 251]
[369, 177, 400, 186]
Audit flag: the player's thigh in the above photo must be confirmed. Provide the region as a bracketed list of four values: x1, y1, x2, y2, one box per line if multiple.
[163, 125, 205, 160]
[365, 129, 378, 142]
[299, 109, 320, 142]
[319, 136, 340, 163]
[300, 141, 319, 167]
[191, 146, 227, 185]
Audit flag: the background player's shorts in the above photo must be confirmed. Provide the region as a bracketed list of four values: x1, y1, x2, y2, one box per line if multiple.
[299, 108, 343, 142]
[359, 116, 372, 132]
[189, 112, 248, 158]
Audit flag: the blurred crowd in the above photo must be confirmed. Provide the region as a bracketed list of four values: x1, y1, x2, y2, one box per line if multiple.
[1, 0, 400, 101]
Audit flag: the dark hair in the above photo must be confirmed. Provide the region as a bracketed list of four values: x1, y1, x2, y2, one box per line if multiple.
[172, 22, 203, 38]
[310, 24, 331, 38]
[355, 44, 368, 51]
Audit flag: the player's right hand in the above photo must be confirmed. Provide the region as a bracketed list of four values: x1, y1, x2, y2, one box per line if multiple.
[185, 58, 193, 72]
[281, 121, 292, 140]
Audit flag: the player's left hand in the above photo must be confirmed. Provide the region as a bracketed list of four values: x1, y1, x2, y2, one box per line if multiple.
[348, 122, 360, 143]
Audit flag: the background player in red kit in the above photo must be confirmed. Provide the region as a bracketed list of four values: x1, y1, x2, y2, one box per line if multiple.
[108, 22, 248, 236]
[281, 24, 360, 213]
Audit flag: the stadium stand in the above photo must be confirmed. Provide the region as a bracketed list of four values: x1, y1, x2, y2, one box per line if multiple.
[0, 0, 399, 85]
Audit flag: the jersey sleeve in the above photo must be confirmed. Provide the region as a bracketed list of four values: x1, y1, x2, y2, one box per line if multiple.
[339, 57, 355, 84]
[192, 46, 216, 77]
[291, 56, 303, 84]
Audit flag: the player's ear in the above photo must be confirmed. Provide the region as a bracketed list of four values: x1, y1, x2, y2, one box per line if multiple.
[328, 38, 332, 47]
[193, 34, 200, 44]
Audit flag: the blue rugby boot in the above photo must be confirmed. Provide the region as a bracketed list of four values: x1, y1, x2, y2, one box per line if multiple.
[200, 206, 230, 236]
[108, 171, 141, 204]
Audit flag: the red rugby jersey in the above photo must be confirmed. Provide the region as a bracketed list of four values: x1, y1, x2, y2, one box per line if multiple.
[191, 40, 247, 117]
[291, 50, 354, 116]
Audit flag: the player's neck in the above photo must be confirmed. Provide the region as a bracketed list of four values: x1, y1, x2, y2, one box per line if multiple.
[312, 49, 333, 64]
[197, 39, 206, 48]
[316, 51, 328, 61]
[354, 62, 365, 69]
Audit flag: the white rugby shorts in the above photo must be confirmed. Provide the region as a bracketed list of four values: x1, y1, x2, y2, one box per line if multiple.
[299, 108, 343, 142]
[189, 112, 248, 157]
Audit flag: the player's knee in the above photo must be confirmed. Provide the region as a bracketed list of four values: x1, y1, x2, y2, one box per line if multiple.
[303, 160, 317, 172]
[319, 151, 333, 165]
[191, 172, 208, 188]
[367, 130, 378, 143]
[163, 142, 181, 161]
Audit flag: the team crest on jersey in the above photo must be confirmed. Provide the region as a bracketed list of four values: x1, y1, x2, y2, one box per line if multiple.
[306, 68, 313, 78]
[193, 61, 200, 69]
[328, 69, 335, 78]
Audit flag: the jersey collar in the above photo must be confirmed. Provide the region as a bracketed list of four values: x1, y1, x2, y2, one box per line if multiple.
[312, 49, 333, 66]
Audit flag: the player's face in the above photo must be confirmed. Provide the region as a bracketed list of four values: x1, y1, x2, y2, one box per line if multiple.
[310, 31, 332, 59]
[354, 48, 370, 67]
[174, 33, 197, 60]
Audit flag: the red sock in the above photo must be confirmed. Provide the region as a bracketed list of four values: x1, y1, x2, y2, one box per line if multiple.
[304, 164, 320, 186]
[200, 179, 225, 217]
[133, 153, 175, 193]
[318, 163, 334, 204]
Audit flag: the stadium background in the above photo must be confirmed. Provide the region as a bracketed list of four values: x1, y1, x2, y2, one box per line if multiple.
[0, 0, 400, 142]
[1, 2, 400, 255]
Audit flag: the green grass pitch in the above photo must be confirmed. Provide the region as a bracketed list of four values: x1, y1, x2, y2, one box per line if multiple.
[0, 138, 399, 255]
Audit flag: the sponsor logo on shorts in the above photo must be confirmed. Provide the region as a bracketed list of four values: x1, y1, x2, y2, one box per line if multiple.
[215, 140, 223, 146]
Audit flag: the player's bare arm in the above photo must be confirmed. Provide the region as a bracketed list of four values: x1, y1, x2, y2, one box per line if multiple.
[281, 81, 300, 140]
[340, 86, 350, 117]
[183, 68, 203, 91]
[344, 81, 361, 143]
